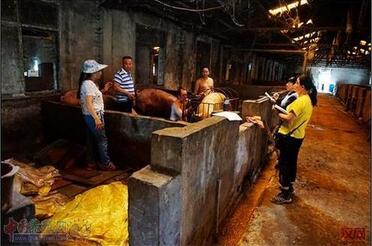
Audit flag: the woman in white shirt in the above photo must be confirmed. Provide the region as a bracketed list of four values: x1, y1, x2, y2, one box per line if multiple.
[77, 60, 117, 171]
[274, 76, 298, 109]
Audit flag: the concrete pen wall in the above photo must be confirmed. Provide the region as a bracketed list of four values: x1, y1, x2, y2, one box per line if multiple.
[129, 98, 274, 245]
[41, 101, 187, 169]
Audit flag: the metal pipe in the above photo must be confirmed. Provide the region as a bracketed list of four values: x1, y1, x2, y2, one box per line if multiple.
[254, 43, 299, 47]
[238, 26, 347, 32]
[236, 48, 306, 54]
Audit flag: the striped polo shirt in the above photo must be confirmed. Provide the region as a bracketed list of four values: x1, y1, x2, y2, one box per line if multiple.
[114, 68, 135, 102]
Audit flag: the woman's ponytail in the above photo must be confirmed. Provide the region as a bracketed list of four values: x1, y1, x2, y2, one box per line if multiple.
[298, 74, 318, 106]
[77, 72, 90, 99]
[308, 84, 317, 106]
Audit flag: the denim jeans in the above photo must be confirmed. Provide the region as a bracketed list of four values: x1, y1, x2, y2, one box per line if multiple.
[83, 112, 111, 167]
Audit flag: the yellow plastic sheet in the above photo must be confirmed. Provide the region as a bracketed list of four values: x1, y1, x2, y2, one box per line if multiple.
[6, 158, 60, 196]
[42, 182, 128, 246]
[33, 192, 69, 220]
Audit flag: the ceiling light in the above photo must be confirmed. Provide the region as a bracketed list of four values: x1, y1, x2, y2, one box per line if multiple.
[269, 0, 308, 15]
[368, 43, 371, 46]
[306, 19, 313, 25]
[293, 35, 308, 41]
[293, 32, 316, 41]
[360, 40, 367, 46]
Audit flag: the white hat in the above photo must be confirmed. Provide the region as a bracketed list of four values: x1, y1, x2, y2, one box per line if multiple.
[82, 59, 108, 73]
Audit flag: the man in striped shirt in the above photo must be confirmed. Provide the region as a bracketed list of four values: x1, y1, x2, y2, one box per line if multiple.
[113, 56, 135, 112]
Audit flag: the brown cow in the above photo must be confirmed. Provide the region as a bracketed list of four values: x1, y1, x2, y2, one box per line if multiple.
[60, 82, 117, 109]
[60, 89, 80, 106]
[134, 88, 186, 121]
[62, 87, 188, 121]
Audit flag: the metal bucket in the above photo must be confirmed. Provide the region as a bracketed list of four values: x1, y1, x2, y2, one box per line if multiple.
[1, 162, 19, 212]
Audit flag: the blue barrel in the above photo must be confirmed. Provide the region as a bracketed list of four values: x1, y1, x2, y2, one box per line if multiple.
[329, 84, 335, 93]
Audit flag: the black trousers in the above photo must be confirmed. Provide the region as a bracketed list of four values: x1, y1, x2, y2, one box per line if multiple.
[116, 100, 133, 113]
[276, 133, 304, 190]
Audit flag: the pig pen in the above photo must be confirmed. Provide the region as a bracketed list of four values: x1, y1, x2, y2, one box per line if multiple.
[336, 83, 371, 125]
[128, 97, 275, 245]
[2, 99, 189, 245]
[41, 100, 188, 170]
[40, 96, 275, 245]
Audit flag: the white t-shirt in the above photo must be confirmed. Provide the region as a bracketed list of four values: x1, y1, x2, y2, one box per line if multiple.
[80, 80, 104, 115]
[280, 91, 298, 108]
[170, 103, 182, 121]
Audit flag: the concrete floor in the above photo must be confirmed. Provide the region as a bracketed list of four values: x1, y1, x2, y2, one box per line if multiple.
[219, 94, 371, 246]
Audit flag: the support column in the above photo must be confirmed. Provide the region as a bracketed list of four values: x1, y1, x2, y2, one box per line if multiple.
[129, 166, 181, 246]
[302, 52, 308, 72]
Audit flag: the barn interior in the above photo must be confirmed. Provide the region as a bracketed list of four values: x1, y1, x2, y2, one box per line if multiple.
[1, 0, 371, 245]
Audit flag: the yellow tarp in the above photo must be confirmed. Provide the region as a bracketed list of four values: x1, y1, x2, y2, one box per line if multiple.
[33, 192, 69, 220]
[42, 182, 128, 246]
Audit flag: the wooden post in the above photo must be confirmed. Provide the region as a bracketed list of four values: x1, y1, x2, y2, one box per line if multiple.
[302, 52, 308, 72]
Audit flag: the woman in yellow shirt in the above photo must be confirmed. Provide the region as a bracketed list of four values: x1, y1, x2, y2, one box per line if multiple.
[272, 74, 317, 204]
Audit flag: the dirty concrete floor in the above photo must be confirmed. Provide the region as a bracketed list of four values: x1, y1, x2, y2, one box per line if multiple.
[219, 94, 371, 246]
